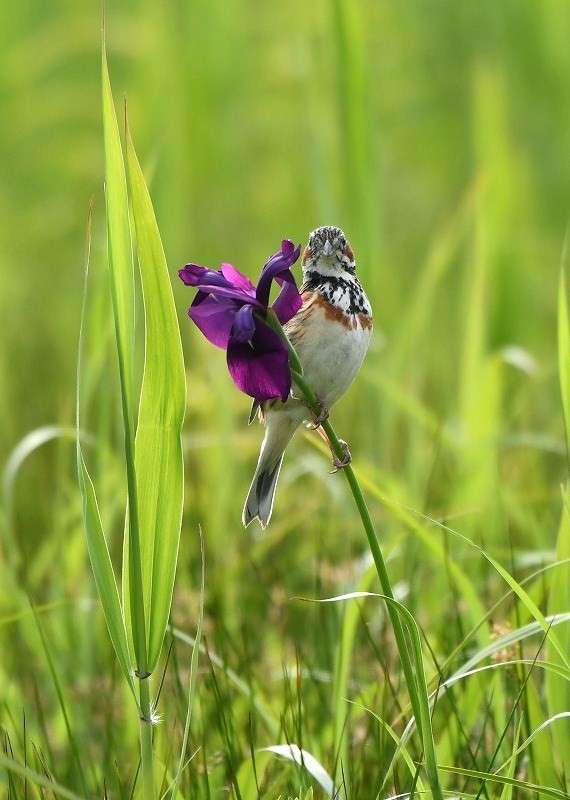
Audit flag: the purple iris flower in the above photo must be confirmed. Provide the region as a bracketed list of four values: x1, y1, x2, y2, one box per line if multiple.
[179, 240, 302, 402]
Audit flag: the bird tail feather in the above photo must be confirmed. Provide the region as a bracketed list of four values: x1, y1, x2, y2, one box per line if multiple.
[243, 414, 298, 528]
[242, 455, 284, 528]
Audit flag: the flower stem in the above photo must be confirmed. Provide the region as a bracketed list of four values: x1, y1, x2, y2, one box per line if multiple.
[291, 370, 422, 714]
[282, 331, 442, 798]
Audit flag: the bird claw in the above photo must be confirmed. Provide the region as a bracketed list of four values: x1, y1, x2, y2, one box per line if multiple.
[329, 440, 352, 473]
[306, 396, 329, 428]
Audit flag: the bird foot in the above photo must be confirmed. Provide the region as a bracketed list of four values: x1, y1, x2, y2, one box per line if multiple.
[329, 440, 352, 473]
[306, 396, 329, 428]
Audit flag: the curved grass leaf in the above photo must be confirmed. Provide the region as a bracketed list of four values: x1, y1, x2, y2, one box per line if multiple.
[0, 753, 87, 800]
[305, 591, 442, 798]
[125, 119, 186, 672]
[260, 744, 335, 798]
[437, 764, 569, 800]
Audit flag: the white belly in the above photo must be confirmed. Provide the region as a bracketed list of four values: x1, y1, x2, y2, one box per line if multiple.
[291, 306, 372, 411]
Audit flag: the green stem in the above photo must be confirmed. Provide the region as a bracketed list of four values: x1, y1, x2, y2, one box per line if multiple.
[139, 676, 155, 797]
[268, 311, 442, 799]
[291, 370, 423, 722]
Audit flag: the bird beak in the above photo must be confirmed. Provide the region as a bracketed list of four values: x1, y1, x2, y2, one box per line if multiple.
[322, 241, 333, 257]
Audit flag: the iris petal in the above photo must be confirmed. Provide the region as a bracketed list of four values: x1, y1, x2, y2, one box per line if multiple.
[180, 240, 302, 401]
[227, 321, 291, 402]
[188, 294, 236, 349]
[256, 240, 301, 308]
[232, 304, 256, 342]
[179, 264, 232, 288]
[220, 263, 256, 296]
[272, 281, 303, 324]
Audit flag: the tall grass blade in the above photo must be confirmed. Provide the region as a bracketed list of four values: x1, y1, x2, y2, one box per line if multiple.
[558, 253, 570, 467]
[102, 37, 148, 678]
[545, 502, 570, 769]
[76, 203, 135, 701]
[548, 255, 570, 767]
[102, 39, 156, 796]
[102, 45, 135, 435]
[125, 119, 186, 672]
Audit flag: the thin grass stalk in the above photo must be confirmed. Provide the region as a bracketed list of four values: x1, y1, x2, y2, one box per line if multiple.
[266, 309, 443, 799]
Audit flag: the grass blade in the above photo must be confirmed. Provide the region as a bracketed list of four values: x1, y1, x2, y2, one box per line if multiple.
[102, 44, 135, 434]
[558, 251, 570, 468]
[102, 37, 149, 681]
[309, 591, 443, 798]
[76, 202, 136, 701]
[545, 503, 570, 764]
[437, 764, 569, 800]
[77, 449, 136, 701]
[171, 529, 204, 800]
[0, 753, 87, 800]
[125, 118, 186, 672]
[551, 253, 570, 766]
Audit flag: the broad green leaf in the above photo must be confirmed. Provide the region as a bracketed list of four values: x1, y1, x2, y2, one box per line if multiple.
[76, 199, 135, 702]
[102, 43, 135, 435]
[102, 43, 147, 674]
[126, 120, 186, 671]
[77, 449, 136, 701]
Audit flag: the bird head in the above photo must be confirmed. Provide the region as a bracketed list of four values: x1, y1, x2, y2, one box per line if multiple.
[302, 226, 355, 275]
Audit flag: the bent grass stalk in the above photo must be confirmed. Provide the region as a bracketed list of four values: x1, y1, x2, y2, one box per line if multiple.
[266, 309, 444, 800]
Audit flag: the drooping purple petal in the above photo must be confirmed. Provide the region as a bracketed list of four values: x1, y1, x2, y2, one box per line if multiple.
[256, 240, 301, 309]
[220, 263, 256, 297]
[179, 264, 261, 309]
[271, 280, 303, 324]
[188, 294, 237, 349]
[179, 264, 231, 288]
[232, 304, 257, 342]
[227, 321, 292, 402]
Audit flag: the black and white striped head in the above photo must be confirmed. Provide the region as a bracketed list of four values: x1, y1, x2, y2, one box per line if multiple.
[302, 226, 356, 275]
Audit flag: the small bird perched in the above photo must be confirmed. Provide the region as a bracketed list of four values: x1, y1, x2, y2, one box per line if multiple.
[243, 225, 373, 528]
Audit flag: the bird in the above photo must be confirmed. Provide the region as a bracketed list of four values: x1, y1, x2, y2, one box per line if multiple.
[242, 225, 373, 528]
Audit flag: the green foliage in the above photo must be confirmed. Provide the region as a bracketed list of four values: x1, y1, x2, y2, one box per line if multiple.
[1, 1, 570, 798]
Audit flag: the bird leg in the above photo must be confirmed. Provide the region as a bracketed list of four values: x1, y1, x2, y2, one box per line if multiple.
[301, 395, 330, 428]
[315, 426, 352, 473]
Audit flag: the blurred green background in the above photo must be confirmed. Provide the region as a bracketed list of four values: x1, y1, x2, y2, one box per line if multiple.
[2, 0, 570, 795]
[3, 0, 570, 439]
